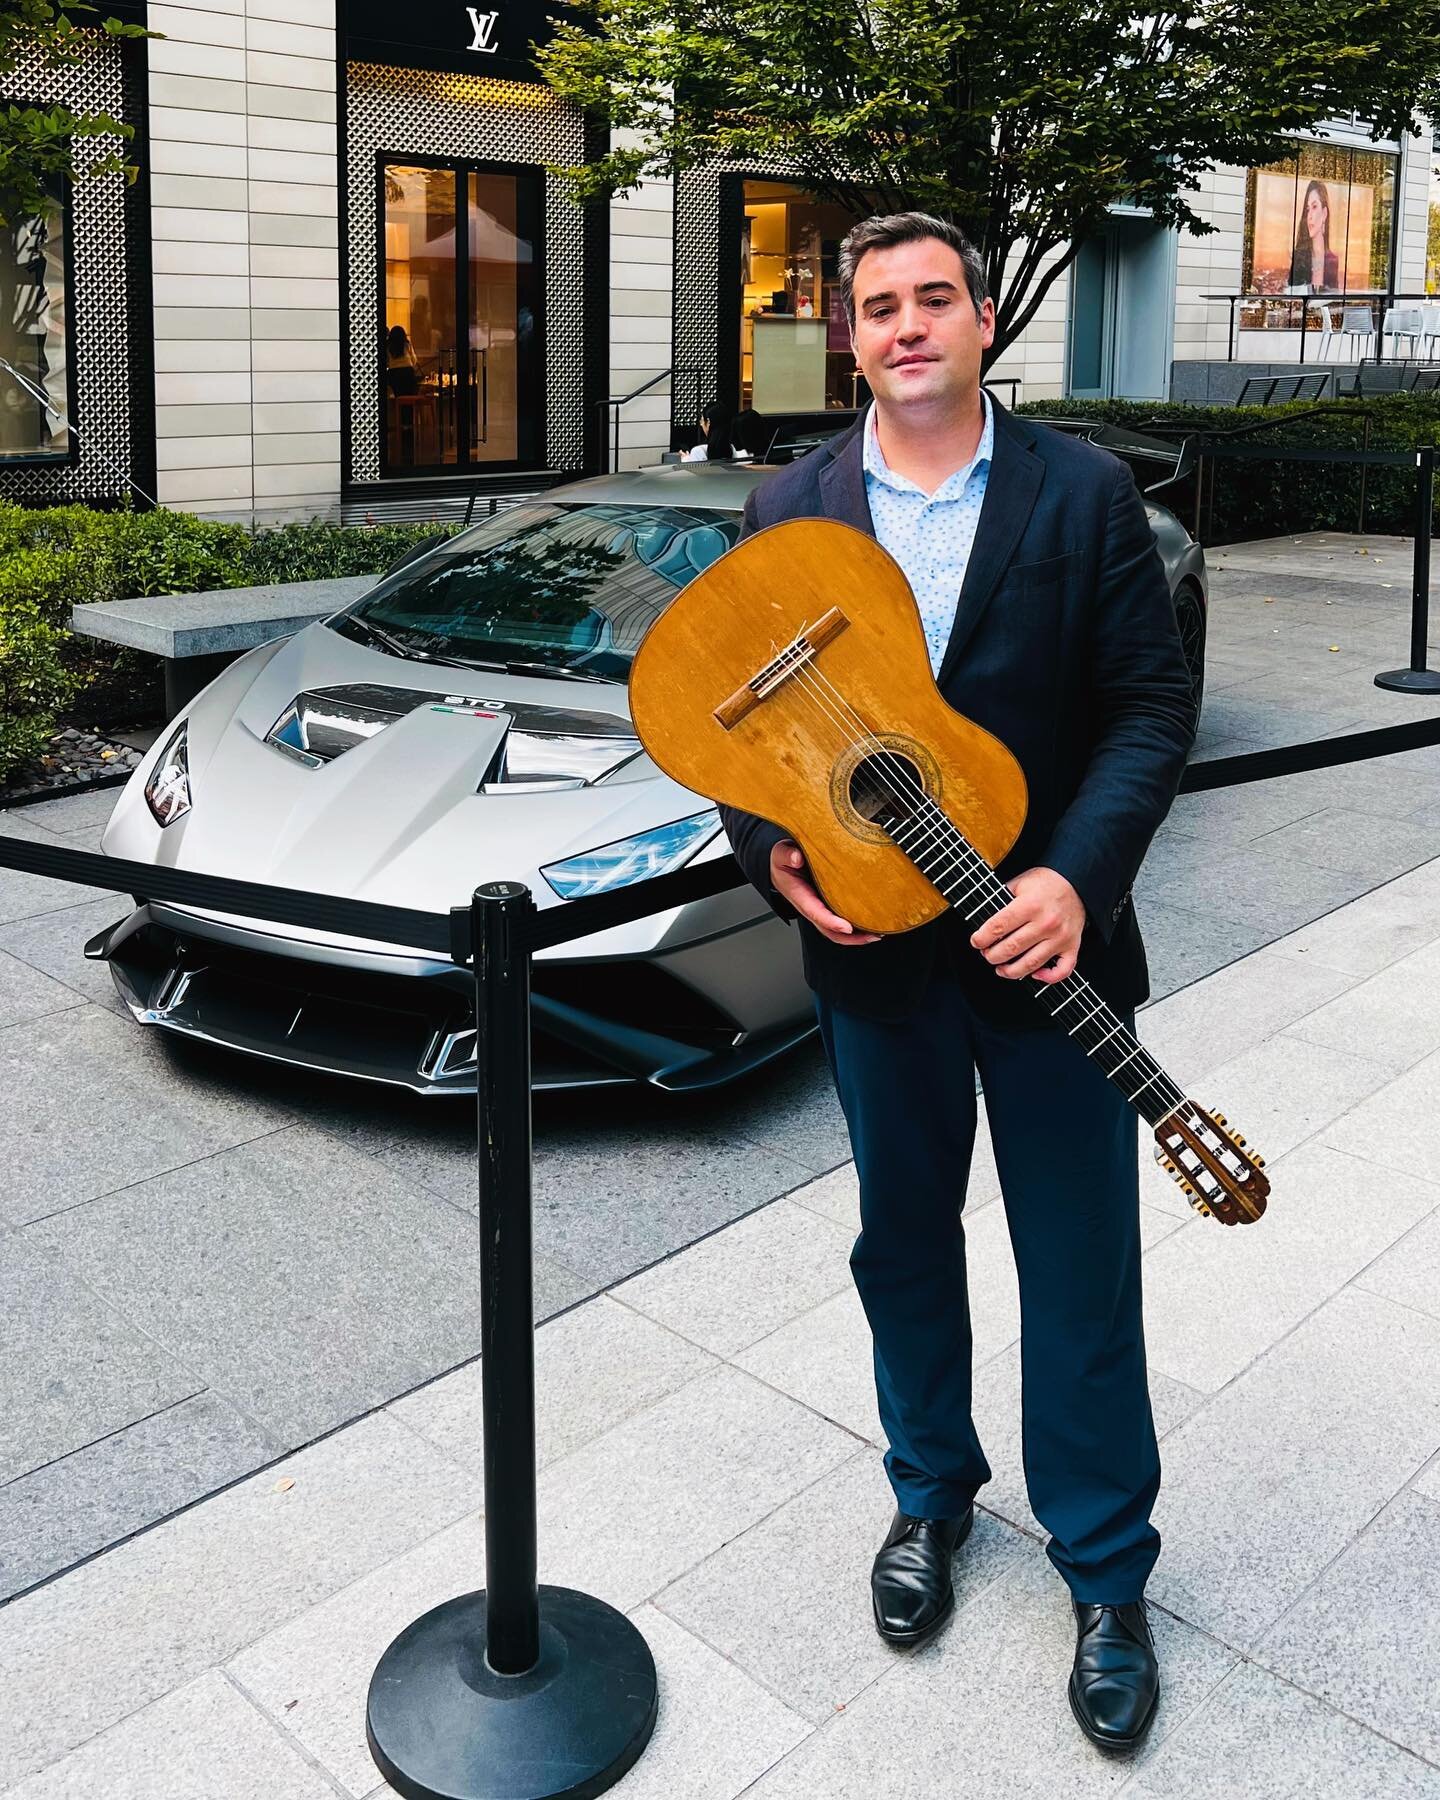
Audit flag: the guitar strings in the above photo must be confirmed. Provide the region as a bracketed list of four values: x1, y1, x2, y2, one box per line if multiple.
[782, 653, 1188, 1117]
[775, 651, 1189, 1120]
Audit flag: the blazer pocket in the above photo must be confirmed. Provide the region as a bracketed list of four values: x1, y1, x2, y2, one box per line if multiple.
[1006, 549, 1082, 590]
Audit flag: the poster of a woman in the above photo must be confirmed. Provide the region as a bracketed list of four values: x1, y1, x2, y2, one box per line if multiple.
[1288, 179, 1341, 292]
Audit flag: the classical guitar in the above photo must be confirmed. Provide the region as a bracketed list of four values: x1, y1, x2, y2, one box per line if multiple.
[629, 517, 1268, 1227]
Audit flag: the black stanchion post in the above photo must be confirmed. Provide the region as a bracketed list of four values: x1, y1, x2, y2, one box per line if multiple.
[366, 881, 657, 1800]
[1376, 444, 1440, 694]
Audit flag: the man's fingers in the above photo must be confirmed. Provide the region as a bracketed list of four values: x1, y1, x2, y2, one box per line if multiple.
[770, 841, 880, 945]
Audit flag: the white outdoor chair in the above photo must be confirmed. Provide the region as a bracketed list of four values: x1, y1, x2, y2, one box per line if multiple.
[1417, 305, 1440, 361]
[1381, 306, 1424, 359]
[1312, 300, 1344, 360]
[1337, 305, 1377, 360]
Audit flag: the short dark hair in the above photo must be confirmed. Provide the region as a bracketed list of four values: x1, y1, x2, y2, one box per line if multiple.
[837, 212, 988, 334]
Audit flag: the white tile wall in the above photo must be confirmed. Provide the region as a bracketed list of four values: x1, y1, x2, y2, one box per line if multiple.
[148, 0, 341, 517]
[608, 132, 675, 469]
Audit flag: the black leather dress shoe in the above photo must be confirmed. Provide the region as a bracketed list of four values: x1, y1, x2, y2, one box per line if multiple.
[870, 1505, 974, 1646]
[1068, 1598, 1160, 1754]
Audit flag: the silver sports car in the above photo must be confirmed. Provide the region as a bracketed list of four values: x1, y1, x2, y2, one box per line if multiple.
[93, 430, 1206, 1095]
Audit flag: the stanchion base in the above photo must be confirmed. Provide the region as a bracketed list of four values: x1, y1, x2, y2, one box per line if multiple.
[1376, 668, 1440, 693]
[366, 1585, 656, 1800]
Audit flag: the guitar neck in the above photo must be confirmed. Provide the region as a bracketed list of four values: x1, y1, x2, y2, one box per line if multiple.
[885, 808, 1184, 1129]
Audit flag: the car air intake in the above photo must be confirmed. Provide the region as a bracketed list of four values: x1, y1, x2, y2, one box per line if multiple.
[265, 684, 436, 766]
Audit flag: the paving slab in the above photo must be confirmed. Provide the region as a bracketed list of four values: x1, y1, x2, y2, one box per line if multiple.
[1134, 944, 1360, 1093]
[1253, 1489, 1440, 1768]
[387, 1293, 715, 1474]
[1354, 1211, 1440, 1321]
[657, 1447, 1021, 1727]
[0, 1393, 277, 1602]
[0, 1006, 295, 1228]
[0, 816, 112, 924]
[742, 1540, 1238, 1798]
[0, 1413, 475, 1789]
[1264, 859, 1440, 978]
[612, 1198, 858, 1358]
[1174, 1028, 1395, 1169]
[0, 948, 85, 1032]
[1147, 1288, 1440, 1649]
[3, 788, 120, 836]
[2, 1669, 340, 1800]
[1321, 1045, 1440, 1186]
[1244, 805, 1440, 884]
[0, 893, 137, 1017]
[1123, 1662, 1440, 1799]
[0, 1232, 201, 1486]
[1285, 934, 1440, 1071]
[532, 1365, 859, 1614]
[1139, 1140, 1440, 1393]
[31, 1125, 594, 1444]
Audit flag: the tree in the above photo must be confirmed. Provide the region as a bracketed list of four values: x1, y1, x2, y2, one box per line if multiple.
[535, 0, 1440, 366]
[1, 0, 153, 228]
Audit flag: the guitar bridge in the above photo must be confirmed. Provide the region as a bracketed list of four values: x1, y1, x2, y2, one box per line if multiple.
[713, 608, 850, 729]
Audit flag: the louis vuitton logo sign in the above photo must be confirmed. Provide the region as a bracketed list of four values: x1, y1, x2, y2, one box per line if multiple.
[465, 5, 500, 51]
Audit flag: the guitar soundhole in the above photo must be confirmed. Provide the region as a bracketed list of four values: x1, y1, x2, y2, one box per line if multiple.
[849, 751, 927, 826]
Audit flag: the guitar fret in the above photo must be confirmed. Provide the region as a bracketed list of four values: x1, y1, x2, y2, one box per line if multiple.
[880, 805, 1185, 1130]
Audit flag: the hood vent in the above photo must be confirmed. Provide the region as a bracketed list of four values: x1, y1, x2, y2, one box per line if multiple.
[265, 684, 436, 766]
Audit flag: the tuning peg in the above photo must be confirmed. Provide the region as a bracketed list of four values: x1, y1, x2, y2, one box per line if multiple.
[1214, 1112, 1227, 1126]
[1254, 1156, 1266, 1169]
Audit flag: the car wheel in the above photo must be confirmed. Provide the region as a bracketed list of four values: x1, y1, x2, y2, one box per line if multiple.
[1174, 580, 1206, 722]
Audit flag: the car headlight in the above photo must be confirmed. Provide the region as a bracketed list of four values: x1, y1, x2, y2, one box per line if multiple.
[144, 720, 192, 827]
[540, 809, 721, 900]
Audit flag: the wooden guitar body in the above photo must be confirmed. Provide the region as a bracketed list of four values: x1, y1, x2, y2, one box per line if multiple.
[628, 517, 1028, 937]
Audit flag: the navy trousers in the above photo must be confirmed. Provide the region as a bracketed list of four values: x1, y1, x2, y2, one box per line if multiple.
[815, 969, 1161, 1603]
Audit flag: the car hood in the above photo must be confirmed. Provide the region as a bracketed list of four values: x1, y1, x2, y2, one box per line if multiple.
[104, 622, 714, 920]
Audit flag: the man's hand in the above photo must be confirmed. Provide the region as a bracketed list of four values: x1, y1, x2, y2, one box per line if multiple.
[970, 867, 1085, 983]
[770, 840, 882, 946]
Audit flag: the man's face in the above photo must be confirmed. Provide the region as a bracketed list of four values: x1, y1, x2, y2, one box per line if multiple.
[849, 238, 995, 414]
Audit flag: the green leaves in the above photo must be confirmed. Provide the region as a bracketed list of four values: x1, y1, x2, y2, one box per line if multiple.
[534, 0, 1440, 363]
[0, 0, 155, 225]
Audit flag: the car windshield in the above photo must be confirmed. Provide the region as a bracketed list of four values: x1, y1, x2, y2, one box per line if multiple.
[335, 501, 741, 680]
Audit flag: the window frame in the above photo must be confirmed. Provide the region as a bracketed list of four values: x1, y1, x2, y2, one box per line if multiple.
[373, 149, 546, 479]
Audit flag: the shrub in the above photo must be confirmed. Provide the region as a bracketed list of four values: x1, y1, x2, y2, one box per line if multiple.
[1013, 393, 1440, 544]
[0, 593, 82, 783]
[0, 505, 463, 775]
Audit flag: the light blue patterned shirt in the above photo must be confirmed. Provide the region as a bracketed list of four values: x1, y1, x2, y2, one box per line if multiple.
[862, 388, 994, 675]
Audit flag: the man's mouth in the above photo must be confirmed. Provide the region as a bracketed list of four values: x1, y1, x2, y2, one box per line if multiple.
[891, 356, 938, 368]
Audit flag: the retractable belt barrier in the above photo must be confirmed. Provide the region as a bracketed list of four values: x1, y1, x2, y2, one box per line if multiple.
[3, 704, 1440, 1799]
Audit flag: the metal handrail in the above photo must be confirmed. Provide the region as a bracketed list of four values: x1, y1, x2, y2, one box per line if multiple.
[1196, 289, 1439, 365]
[595, 367, 702, 473]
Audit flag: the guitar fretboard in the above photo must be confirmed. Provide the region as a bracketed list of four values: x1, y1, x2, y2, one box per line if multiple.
[884, 806, 1183, 1128]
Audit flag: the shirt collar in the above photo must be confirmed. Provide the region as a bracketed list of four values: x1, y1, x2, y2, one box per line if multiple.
[862, 386, 994, 498]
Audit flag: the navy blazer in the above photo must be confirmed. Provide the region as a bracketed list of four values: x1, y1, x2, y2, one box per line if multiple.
[718, 393, 1198, 1027]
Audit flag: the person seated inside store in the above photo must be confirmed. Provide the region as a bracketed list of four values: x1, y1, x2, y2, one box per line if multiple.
[681, 401, 749, 463]
[385, 324, 421, 397]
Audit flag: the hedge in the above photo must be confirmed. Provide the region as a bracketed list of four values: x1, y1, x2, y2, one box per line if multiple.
[1014, 392, 1440, 543]
[0, 508, 462, 784]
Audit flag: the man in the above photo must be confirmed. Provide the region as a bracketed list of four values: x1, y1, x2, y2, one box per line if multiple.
[719, 211, 1196, 1754]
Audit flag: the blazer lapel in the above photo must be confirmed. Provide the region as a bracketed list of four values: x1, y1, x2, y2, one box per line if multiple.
[817, 409, 876, 535]
[935, 400, 1044, 688]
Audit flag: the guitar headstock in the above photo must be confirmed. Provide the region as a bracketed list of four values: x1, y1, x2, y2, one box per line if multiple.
[1153, 1103, 1269, 1226]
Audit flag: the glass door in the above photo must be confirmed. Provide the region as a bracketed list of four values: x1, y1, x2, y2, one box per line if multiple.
[380, 159, 541, 475]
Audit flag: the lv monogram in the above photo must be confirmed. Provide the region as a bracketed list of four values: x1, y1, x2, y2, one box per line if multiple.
[465, 6, 500, 52]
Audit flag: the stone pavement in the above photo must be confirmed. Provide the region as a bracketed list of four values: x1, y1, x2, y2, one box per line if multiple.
[2, 529, 1440, 1623]
[6, 846, 1440, 1795]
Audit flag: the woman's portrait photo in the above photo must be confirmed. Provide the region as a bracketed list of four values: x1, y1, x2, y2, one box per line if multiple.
[1287, 178, 1341, 292]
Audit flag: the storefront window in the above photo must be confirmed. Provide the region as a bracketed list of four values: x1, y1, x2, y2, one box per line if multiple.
[0, 195, 70, 462]
[1241, 139, 1397, 326]
[381, 159, 540, 473]
[740, 181, 861, 413]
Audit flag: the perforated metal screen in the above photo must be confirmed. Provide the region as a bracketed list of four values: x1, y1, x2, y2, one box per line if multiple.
[0, 36, 141, 506]
[345, 62, 588, 484]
